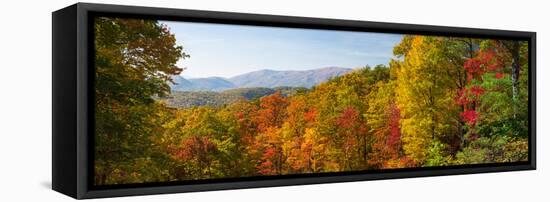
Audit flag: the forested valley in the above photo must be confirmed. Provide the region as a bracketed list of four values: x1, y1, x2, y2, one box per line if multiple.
[94, 17, 529, 185]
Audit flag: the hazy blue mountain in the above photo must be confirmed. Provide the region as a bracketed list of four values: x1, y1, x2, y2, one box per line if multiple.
[170, 67, 353, 91]
[188, 77, 236, 91]
[228, 67, 352, 88]
[170, 75, 194, 91]
[170, 76, 236, 91]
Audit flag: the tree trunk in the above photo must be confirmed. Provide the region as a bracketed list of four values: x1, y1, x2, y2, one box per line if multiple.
[510, 41, 521, 119]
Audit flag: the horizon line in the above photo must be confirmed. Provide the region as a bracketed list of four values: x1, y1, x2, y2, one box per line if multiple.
[176, 65, 378, 79]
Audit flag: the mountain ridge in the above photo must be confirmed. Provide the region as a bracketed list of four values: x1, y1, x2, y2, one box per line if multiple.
[170, 66, 353, 91]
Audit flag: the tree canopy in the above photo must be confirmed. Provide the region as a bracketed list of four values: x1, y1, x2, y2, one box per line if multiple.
[93, 18, 529, 185]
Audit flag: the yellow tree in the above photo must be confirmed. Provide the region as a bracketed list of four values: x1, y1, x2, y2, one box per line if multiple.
[394, 36, 457, 164]
[299, 128, 328, 173]
[366, 81, 401, 168]
[280, 95, 310, 173]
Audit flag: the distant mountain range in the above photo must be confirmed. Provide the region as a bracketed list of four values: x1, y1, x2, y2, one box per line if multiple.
[171, 77, 236, 91]
[170, 67, 353, 91]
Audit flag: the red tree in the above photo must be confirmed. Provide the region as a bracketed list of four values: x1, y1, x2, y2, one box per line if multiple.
[335, 106, 368, 170]
[457, 49, 502, 133]
[171, 135, 218, 177]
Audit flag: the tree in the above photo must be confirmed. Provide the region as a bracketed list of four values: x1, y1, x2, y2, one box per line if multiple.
[394, 36, 458, 164]
[279, 95, 311, 173]
[335, 106, 367, 170]
[94, 17, 188, 185]
[172, 135, 219, 179]
[252, 92, 289, 175]
[500, 41, 521, 105]
[366, 82, 402, 168]
[489, 40, 528, 121]
[254, 92, 289, 132]
[456, 49, 498, 141]
[216, 100, 259, 177]
[298, 128, 329, 172]
[464, 40, 529, 138]
[92, 20, 530, 183]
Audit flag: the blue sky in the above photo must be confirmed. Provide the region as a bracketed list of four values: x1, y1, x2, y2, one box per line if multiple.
[162, 21, 403, 78]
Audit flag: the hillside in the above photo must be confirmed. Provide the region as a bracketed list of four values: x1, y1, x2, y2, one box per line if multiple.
[162, 86, 308, 108]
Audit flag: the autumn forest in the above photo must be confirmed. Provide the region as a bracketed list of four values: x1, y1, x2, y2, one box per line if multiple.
[94, 17, 529, 185]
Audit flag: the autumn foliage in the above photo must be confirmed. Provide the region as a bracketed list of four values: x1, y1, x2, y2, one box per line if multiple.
[94, 18, 530, 185]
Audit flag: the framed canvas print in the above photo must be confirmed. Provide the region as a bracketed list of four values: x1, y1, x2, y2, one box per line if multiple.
[52, 3, 536, 199]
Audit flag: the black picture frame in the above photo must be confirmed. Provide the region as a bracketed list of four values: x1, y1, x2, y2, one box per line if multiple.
[52, 2, 536, 199]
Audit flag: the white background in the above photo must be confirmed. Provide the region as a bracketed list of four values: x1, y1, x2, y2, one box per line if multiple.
[0, 0, 547, 201]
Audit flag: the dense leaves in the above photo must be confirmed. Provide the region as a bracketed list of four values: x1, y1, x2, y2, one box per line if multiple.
[94, 18, 529, 185]
[94, 17, 187, 185]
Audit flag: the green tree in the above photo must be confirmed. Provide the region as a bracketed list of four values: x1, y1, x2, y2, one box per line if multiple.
[94, 17, 187, 185]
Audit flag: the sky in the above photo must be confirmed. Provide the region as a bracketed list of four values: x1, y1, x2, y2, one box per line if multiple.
[162, 20, 403, 78]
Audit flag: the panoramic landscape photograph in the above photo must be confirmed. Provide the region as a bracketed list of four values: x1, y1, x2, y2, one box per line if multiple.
[93, 17, 529, 186]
